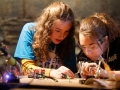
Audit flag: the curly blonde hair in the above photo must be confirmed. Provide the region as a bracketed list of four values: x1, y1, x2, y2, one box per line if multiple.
[32, 1, 75, 63]
[79, 12, 120, 43]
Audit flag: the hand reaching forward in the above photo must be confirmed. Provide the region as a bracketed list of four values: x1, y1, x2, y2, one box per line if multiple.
[49, 66, 75, 79]
[78, 62, 97, 78]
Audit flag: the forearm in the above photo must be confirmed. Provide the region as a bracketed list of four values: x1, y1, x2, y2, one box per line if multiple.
[100, 69, 120, 80]
[21, 59, 51, 77]
[110, 71, 120, 80]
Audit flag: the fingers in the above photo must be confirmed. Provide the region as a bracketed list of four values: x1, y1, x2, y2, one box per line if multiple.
[50, 69, 63, 79]
[88, 67, 96, 76]
[50, 66, 75, 79]
[80, 62, 97, 77]
[58, 66, 75, 79]
[84, 63, 97, 71]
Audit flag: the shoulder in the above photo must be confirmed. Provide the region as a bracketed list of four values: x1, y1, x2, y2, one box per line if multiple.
[18, 22, 37, 40]
[21, 22, 36, 34]
[24, 22, 36, 27]
[22, 22, 36, 30]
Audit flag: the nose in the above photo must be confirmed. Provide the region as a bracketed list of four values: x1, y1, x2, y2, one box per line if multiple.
[59, 33, 65, 40]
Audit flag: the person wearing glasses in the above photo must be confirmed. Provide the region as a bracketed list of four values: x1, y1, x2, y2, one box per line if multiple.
[77, 12, 120, 79]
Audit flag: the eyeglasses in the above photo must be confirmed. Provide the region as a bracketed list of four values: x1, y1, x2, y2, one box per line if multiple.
[79, 43, 99, 54]
[78, 36, 105, 54]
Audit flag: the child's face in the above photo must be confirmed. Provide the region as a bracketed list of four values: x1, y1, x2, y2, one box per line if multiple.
[50, 19, 72, 44]
[79, 34, 104, 61]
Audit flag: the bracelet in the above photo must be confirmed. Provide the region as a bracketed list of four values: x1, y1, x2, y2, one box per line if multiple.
[34, 68, 51, 77]
[34, 69, 45, 75]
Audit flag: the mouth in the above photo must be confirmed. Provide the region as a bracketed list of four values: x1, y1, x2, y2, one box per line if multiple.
[53, 39, 62, 44]
[56, 39, 62, 42]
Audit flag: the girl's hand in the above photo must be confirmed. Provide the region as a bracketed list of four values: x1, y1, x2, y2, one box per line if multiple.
[50, 66, 75, 79]
[78, 62, 97, 78]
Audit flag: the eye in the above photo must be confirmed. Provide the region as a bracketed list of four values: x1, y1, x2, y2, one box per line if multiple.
[55, 29, 60, 32]
[90, 45, 95, 49]
[80, 46, 86, 50]
[89, 44, 97, 50]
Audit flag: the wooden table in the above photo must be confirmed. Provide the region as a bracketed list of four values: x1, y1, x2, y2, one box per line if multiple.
[17, 76, 117, 90]
[1, 76, 119, 90]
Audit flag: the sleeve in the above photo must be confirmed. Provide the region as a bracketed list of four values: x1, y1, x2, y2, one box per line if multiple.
[14, 23, 35, 60]
[14, 23, 52, 76]
[21, 59, 51, 77]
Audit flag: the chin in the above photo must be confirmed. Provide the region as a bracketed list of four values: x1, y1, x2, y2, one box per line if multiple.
[53, 42, 60, 44]
[92, 59, 97, 62]
[89, 57, 98, 61]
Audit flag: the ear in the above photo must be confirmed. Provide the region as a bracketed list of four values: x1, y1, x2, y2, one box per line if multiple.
[101, 36, 108, 43]
[104, 36, 108, 42]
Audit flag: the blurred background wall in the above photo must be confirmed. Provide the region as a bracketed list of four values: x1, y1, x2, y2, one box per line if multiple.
[0, 0, 120, 56]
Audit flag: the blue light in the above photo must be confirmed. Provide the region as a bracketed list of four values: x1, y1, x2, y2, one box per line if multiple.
[6, 75, 9, 78]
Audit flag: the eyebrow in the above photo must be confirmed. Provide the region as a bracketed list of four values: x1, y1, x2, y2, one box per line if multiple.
[80, 43, 96, 47]
[55, 28, 70, 31]
[55, 28, 61, 30]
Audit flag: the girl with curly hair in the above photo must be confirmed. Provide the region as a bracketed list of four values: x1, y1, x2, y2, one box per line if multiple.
[14, 1, 77, 79]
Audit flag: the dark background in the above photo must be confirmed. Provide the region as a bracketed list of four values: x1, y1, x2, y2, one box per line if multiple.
[0, 0, 120, 56]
